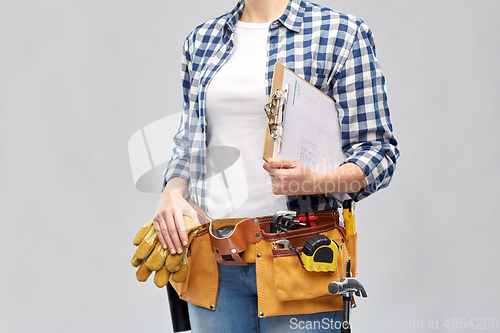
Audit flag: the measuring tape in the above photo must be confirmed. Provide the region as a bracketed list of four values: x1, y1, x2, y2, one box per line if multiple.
[301, 235, 339, 272]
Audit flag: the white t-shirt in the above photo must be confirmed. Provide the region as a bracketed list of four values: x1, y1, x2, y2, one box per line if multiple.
[205, 20, 287, 218]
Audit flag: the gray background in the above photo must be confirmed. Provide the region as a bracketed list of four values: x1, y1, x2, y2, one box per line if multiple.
[1, 0, 499, 332]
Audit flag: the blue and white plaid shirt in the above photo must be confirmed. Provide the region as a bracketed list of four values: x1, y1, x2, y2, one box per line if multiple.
[163, 0, 399, 213]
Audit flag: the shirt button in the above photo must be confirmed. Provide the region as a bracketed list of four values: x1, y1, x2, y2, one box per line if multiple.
[226, 45, 230, 51]
[202, 81, 206, 87]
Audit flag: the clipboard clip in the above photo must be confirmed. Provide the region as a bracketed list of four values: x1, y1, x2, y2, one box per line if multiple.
[264, 88, 288, 140]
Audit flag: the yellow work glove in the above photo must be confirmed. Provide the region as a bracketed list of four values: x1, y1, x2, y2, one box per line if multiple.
[131, 253, 167, 286]
[136, 262, 153, 282]
[145, 243, 168, 271]
[153, 267, 171, 288]
[135, 226, 158, 260]
[133, 219, 154, 245]
[132, 219, 162, 283]
[131, 216, 201, 287]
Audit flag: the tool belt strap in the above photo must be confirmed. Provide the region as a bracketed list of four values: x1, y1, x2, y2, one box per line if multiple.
[201, 210, 339, 266]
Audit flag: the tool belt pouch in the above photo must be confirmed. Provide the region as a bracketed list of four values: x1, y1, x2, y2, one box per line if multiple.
[345, 232, 358, 277]
[261, 212, 357, 302]
[170, 227, 219, 310]
[209, 218, 262, 266]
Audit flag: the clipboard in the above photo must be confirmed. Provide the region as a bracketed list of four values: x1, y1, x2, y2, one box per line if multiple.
[263, 62, 348, 175]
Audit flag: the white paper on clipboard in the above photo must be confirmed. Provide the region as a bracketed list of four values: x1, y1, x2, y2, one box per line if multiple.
[272, 64, 348, 175]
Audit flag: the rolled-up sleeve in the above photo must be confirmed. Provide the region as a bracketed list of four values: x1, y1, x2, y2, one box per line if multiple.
[162, 37, 193, 190]
[333, 21, 399, 201]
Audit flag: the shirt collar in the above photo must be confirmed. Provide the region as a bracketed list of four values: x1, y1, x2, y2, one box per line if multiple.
[225, 0, 305, 35]
[277, 0, 305, 33]
[225, 0, 244, 36]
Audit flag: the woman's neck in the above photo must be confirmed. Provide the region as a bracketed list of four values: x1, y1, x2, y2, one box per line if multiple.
[239, 0, 290, 23]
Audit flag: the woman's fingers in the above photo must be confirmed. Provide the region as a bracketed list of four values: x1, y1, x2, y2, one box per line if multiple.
[263, 159, 298, 181]
[164, 212, 183, 254]
[268, 158, 295, 168]
[154, 213, 174, 252]
[153, 209, 188, 255]
[263, 159, 319, 195]
[153, 218, 167, 249]
[262, 161, 276, 175]
[174, 209, 189, 250]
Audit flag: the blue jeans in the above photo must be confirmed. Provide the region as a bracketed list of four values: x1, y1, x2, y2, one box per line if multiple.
[188, 263, 344, 333]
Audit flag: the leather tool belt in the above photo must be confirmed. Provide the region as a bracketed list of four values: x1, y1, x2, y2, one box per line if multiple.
[174, 202, 358, 317]
[204, 208, 354, 273]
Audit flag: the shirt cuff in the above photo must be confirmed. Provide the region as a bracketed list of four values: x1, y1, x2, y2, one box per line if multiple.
[344, 150, 394, 200]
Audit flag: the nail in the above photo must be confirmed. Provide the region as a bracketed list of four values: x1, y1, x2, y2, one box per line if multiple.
[183, 240, 188, 246]
[177, 248, 183, 253]
[170, 249, 176, 254]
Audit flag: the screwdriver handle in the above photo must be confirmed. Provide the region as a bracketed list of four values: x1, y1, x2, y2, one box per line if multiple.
[342, 200, 356, 235]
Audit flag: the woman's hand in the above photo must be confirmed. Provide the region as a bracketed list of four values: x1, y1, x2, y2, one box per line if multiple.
[263, 158, 366, 195]
[263, 158, 320, 195]
[153, 180, 199, 255]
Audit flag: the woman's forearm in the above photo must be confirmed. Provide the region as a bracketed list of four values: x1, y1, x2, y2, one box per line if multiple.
[317, 162, 366, 194]
[165, 177, 189, 199]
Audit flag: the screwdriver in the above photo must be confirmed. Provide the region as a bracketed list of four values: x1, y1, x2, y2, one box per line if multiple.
[342, 200, 356, 235]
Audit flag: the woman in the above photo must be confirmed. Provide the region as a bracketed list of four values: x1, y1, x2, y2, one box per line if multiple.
[153, 0, 398, 331]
